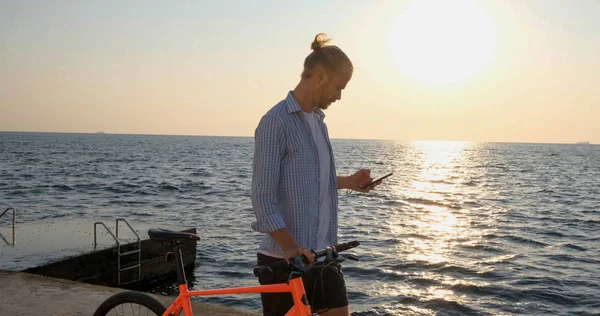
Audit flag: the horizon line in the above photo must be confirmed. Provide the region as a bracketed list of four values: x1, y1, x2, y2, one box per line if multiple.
[0, 130, 595, 145]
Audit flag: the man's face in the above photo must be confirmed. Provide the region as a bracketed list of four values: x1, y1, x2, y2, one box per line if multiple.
[315, 68, 352, 110]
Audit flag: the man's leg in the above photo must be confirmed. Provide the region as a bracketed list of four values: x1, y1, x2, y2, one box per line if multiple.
[317, 305, 350, 315]
[257, 253, 295, 316]
[304, 263, 349, 315]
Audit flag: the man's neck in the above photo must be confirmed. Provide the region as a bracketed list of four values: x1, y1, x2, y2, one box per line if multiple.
[292, 84, 315, 113]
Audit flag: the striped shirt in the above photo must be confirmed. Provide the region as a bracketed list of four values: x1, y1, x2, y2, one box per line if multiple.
[251, 91, 339, 258]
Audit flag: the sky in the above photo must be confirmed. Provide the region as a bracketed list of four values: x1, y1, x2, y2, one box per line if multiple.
[1, 0, 598, 143]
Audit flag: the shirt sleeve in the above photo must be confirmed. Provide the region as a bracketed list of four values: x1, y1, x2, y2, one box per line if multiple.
[250, 116, 287, 233]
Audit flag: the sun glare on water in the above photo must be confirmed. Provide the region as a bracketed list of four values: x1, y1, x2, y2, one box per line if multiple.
[389, 0, 497, 84]
[376, 141, 487, 309]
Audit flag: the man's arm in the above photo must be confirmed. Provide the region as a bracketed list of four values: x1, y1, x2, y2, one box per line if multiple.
[336, 175, 352, 190]
[336, 169, 379, 192]
[251, 116, 286, 234]
[250, 117, 313, 261]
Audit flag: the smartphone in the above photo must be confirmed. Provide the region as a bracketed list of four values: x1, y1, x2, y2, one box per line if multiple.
[359, 172, 393, 189]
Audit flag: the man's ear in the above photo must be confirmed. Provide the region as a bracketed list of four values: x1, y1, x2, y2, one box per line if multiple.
[320, 74, 329, 87]
[316, 66, 330, 87]
[310, 65, 326, 84]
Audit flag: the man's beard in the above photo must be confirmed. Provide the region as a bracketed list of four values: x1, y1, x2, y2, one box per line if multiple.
[316, 99, 332, 110]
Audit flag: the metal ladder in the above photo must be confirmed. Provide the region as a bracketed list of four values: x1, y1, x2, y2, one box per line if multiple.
[93, 218, 141, 285]
[0, 207, 16, 245]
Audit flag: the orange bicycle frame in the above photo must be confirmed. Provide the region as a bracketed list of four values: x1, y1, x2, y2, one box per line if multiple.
[163, 277, 311, 316]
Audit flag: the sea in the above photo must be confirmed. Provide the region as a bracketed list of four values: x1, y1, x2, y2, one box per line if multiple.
[1, 132, 599, 315]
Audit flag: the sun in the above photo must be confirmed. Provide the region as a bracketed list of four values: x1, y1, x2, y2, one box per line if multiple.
[389, 0, 497, 84]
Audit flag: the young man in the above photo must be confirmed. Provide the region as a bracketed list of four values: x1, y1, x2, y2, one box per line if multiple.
[251, 33, 380, 316]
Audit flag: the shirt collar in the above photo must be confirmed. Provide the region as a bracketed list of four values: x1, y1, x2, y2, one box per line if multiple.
[285, 91, 326, 120]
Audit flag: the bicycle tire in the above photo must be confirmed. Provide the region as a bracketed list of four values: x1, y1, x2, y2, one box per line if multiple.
[93, 291, 167, 316]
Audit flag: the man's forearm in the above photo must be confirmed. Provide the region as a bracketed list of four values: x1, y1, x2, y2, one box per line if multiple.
[270, 228, 298, 251]
[336, 175, 351, 190]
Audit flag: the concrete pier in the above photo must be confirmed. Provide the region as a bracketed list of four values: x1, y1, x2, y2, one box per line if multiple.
[1, 217, 162, 271]
[0, 218, 261, 315]
[0, 270, 261, 316]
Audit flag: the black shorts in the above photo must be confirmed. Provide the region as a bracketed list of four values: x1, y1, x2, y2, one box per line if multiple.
[256, 253, 349, 316]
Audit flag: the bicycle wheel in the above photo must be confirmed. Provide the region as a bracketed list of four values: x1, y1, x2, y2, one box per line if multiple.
[93, 291, 167, 316]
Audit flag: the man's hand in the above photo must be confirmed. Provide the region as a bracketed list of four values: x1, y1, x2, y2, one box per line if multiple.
[283, 245, 314, 263]
[347, 169, 381, 193]
[270, 228, 314, 263]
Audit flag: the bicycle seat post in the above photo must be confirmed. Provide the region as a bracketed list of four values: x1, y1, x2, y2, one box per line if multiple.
[173, 243, 187, 286]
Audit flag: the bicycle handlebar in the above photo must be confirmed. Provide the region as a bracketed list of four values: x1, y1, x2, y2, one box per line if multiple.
[315, 240, 359, 256]
[253, 240, 360, 277]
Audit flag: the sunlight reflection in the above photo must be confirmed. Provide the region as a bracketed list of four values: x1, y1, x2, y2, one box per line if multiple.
[371, 141, 496, 311]
[402, 141, 473, 264]
[407, 141, 473, 202]
[414, 206, 458, 234]
[428, 288, 455, 300]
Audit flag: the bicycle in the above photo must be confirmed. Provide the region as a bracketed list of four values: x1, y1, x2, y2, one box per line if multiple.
[93, 228, 360, 316]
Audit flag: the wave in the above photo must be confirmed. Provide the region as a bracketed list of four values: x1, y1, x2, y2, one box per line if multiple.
[379, 261, 480, 278]
[129, 211, 154, 217]
[132, 189, 157, 196]
[404, 296, 482, 315]
[538, 188, 555, 193]
[472, 254, 517, 265]
[216, 270, 251, 278]
[448, 283, 507, 298]
[189, 171, 212, 177]
[426, 179, 454, 185]
[484, 234, 548, 247]
[112, 181, 139, 188]
[159, 183, 180, 191]
[517, 287, 582, 307]
[537, 230, 567, 238]
[403, 198, 460, 209]
[474, 164, 508, 170]
[458, 243, 506, 254]
[345, 267, 409, 282]
[543, 254, 599, 265]
[560, 243, 587, 251]
[105, 186, 133, 194]
[51, 184, 74, 191]
[73, 183, 100, 190]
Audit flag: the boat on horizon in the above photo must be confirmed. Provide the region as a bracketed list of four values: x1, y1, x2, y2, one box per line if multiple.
[576, 141, 590, 144]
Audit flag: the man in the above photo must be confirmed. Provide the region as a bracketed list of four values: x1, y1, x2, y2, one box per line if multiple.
[251, 33, 380, 316]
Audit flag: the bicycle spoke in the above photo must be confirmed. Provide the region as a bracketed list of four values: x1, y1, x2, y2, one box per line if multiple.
[100, 303, 158, 316]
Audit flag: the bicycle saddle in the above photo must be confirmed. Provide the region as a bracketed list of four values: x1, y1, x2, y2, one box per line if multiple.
[148, 228, 201, 242]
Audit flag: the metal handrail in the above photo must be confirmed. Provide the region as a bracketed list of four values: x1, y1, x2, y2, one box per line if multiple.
[116, 218, 141, 241]
[1, 208, 16, 245]
[94, 222, 119, 248]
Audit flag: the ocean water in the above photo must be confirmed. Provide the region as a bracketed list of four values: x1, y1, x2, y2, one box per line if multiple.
[1, 132, 599, 315]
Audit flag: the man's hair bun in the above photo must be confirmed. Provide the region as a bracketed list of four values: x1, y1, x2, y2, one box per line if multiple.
[311, 33, 332, 51]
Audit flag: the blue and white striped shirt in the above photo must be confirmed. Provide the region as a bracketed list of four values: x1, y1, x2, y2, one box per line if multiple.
[251, 91, 339, 258]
